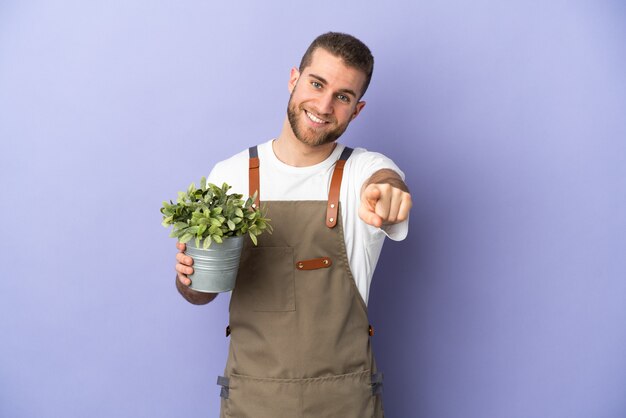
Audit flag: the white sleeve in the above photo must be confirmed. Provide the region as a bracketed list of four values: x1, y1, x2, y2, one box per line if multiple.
[205, 150, 249, 197]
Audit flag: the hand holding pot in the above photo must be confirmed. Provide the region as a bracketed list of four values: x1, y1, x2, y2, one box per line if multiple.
[175, 241, 194, 286]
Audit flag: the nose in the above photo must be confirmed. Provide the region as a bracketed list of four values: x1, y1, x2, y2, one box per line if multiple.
[315, 92, 334, 115]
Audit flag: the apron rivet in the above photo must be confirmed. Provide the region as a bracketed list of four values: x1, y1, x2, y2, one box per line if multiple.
[297, 262, 304, 269]
[330, 203, 335, 208]
[323, 259, 329, 265]
[329, 217, 334, 223]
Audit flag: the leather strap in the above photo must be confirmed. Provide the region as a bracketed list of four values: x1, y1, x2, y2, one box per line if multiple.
[326, 147, 354, 228]
[248, 146, 260, 208]
[247, 145, 353, 225]
[295, 257, 332, 270]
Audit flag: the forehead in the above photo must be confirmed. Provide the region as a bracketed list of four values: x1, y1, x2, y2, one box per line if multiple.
[302, 48, 366, 94]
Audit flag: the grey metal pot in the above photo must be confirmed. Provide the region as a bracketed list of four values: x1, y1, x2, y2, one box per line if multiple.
[184, 235, 244, 293]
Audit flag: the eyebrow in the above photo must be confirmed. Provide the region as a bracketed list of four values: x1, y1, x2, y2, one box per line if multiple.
[308, 73, 358, 99]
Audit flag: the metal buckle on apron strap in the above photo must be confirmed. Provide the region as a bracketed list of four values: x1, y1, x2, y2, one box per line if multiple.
[217, 376, 230, 399]
[371, 372, 384, 395]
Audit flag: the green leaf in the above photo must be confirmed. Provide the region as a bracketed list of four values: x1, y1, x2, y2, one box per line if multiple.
[200, 176, 207, 190]
[212, 234, 223, 244]
[195, 237, 201, 247]
[227, 220, 236, 231]
[249, 231, 258, 246]
[203, 236, 212, 249]
[180, 233, 193, 243]
[235, 208, 244, 218]
[187, 182, 196, 195]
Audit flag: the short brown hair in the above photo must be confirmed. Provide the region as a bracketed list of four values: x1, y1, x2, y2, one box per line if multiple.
[299, 32, 374, 99]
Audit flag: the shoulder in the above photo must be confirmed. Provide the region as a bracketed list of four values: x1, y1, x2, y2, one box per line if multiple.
[209, 138, 272, 177]
[211, 148, 248, 172]
[345, 147, 405, 182]
[207, 143, 265, 195]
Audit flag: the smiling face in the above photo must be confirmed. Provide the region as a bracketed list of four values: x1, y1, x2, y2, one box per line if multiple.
[286, 48, 367, 147]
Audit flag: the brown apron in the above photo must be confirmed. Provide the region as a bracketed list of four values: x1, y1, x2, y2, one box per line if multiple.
[218, 146, 384, 418]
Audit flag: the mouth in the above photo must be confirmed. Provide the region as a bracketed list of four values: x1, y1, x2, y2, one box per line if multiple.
[305, 110, 329, 125]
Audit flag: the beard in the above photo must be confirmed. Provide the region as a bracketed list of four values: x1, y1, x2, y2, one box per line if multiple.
[286, 89, 350, 147]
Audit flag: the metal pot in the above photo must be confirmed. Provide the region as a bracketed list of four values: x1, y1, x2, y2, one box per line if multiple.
[184, 235, 244, 293]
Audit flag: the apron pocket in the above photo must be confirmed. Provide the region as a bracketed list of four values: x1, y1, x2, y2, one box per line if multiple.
[236, 246, 295, 312]
[224, 371, 375, 418]
[225, 373, 300, 418]
[301, 370, 374, 418]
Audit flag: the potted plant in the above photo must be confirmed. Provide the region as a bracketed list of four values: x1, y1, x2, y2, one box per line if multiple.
[160, 177, 271, 293]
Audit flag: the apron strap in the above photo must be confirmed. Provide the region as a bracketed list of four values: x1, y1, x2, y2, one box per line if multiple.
[248, 146, 260, 208]
[248, 145, 261, 208]
[326, 147, 354, 228]
[217, 376, 230, 399]
[248, 144, 353, 226]
[371, 372, 384, 395]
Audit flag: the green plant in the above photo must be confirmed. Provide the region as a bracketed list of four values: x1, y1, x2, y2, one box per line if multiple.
[161, 177, 271, 248]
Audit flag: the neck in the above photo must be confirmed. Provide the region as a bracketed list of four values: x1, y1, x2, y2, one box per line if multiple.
[273, 117, 337, 167]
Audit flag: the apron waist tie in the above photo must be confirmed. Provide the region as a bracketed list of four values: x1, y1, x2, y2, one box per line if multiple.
[217, 376, 230, 399]
[371, 372, 384, 395]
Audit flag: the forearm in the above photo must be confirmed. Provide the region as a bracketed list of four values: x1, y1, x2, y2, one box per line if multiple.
[175, 275, 218, 305]
[362, 168, 410, 193]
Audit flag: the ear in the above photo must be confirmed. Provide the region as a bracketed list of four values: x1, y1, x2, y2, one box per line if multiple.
[351, 100, 366, 120]
[288, 67, 300, 93]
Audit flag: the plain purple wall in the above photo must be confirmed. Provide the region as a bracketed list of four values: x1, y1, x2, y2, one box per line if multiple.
[1, 1, 625, 417]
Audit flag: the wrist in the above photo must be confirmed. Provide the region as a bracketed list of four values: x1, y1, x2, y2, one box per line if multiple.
[363, 169, 410, 193]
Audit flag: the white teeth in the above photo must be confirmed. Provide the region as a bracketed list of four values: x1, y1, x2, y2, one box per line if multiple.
[306, 111, 326, 124]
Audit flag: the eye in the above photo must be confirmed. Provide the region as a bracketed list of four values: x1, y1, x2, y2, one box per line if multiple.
[337, 94, 350, 103]
[311, 81, 322, 89]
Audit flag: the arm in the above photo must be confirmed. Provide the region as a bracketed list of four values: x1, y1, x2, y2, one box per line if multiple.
[359, 168, 412, 228]
[175, 242, 218, 305]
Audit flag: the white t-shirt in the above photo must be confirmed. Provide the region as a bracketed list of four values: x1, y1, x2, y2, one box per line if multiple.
[207, 139, 409, 305]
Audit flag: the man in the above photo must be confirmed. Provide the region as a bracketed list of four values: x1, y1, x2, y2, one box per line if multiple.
[175, 32, 411, 417]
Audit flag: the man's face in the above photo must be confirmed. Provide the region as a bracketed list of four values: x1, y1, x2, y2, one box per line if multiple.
[287, 48, 367, 147]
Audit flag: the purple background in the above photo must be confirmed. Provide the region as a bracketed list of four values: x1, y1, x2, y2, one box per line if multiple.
[1, 1, 625, 417]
